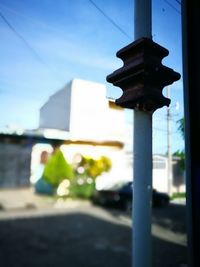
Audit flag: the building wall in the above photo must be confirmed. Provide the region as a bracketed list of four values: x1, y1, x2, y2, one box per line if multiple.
[172, 162, 185, 193]
[39, 82, 72, 131]
[152, 155, 168, 193]
[152, 155, 185, 194]
[39, 79, 126, 143]
[106, 101, 126, 142]
[69, 79, 111, 140]
[0, 143, 31, 188]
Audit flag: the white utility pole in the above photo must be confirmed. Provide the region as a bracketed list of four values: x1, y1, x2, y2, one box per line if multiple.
[167, 86, 173, 196]
[133, 1, 152, 267]
[107, 2, 180, 267]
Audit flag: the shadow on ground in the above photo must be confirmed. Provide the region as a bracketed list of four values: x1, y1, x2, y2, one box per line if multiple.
[0, 204, 187, 267]
[152, 203, 187, 234]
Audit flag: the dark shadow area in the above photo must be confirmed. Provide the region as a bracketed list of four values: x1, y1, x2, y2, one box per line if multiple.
[153, 235, 187, 267]
[0, 204, 187, 267]
[0, 212, 131, 267]
[152, 203, 187, 234]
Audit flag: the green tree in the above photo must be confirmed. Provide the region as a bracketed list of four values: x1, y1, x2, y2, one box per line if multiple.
[173, 150, 185, 170]
[177, 117, 184, 138]
[173, 117, 185, 170]
[43, 149, 74, 187]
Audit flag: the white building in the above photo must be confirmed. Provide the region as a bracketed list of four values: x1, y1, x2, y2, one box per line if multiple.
[39, 79, 126, 142]
[38, 79, 132, 187]
[153, 154, 185, 194]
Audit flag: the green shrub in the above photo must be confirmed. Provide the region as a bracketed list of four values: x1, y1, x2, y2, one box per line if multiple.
[43, 149, 74, 187]
[70, 154, 112, 199]
[74, 154, 112, 179]
[171, 192, 186, 199]
[69, 181, 95, 199]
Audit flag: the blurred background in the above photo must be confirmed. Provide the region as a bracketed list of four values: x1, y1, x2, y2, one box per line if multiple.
[0, 0, 186, 266]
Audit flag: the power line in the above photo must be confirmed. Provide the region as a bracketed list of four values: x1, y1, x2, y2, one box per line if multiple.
[0, 10, 62, 81]
[0, 3, 66, 37]
[163, 0, 181, 14]
[174, 0, 181, 5]
[0, 11, 47, 65]
[88, 0, 132, 40]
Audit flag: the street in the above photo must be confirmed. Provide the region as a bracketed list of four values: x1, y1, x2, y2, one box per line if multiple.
[0, 201, 187, 267]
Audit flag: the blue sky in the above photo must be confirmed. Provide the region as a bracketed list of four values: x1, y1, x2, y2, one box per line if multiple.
[0, 0, 183, 154]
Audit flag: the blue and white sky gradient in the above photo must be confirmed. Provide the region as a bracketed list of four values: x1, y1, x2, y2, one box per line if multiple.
[0, 0, 184, 154]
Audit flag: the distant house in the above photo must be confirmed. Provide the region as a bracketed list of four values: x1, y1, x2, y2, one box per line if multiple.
[153, 154, 185, 194]
[37, 78, 132, 187]
[39, 78, 126, 142]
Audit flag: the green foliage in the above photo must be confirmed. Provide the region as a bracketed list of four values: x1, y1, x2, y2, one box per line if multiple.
[45, 152, 112, 198]
[69, 182, 95, 199]
[70, 154, 112, 199]
[74, 154, 112, 179]
[171, 192, 186, 199]
[177, 117, 185, 139]
[174, 117, 185, 170]
[173, 150, 185, 170]
[43, 149, 74, 187]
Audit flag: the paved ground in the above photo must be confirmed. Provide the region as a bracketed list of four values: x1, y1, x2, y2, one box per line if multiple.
[0, 187, 55, 211]
[0, 188, 187, 267]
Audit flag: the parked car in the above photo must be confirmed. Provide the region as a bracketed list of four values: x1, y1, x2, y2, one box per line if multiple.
[93, 182, 169, 211]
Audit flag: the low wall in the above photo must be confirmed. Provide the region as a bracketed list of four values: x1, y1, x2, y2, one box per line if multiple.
[0, 143, 31, 188]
